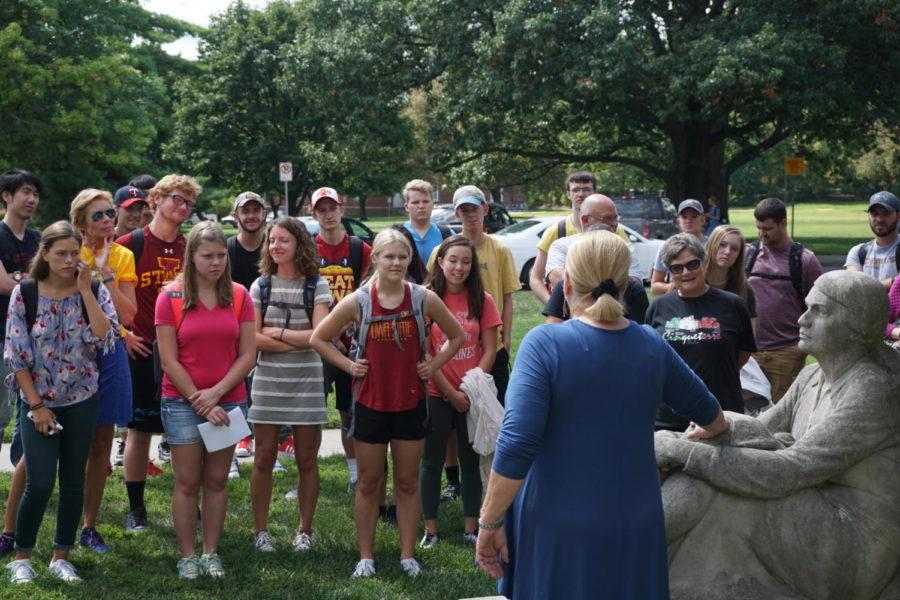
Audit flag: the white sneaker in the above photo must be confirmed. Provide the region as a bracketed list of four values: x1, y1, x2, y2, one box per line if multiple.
[284, 487, 298, 500]
[228, 456, 240, 480]
[351, 558, 376, 578]
[254, 530, 275, 553]
[292, 530, 313, 552]
[48, 558, 81, 582]
[400, 557, 422, 577]
[272, 460, 287, 474]
[6, 558, 36, 584]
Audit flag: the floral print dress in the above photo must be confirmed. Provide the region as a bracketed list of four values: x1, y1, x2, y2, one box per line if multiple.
[3, 284, 117, 408]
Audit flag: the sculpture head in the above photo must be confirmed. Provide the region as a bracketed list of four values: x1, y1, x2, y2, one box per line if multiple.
[798, 271, 887, 357]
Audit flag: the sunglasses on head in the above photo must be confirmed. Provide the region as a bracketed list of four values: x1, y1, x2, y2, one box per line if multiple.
[668, 258, 702, 274]
[90, 208, 117, 222]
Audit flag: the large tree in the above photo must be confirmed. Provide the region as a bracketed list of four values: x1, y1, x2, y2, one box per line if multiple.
[0, 0, 195, 220]
[415, 0, 900, 214]
[167, 0, 420, 215]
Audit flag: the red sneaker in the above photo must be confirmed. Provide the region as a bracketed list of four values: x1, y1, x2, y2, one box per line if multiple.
[147, 462, 164, 477]
[235, 436, 253, 458]
[277, 436, 295, 460]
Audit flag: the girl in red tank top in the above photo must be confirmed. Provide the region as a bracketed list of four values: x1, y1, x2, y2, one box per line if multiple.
[312, 228, 465, 579]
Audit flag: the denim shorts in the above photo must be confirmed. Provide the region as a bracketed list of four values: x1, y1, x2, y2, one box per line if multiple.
[161, 397, 248, 446]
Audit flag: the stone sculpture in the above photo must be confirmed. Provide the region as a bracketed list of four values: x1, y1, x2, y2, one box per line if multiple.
[655, 270, 900, 600]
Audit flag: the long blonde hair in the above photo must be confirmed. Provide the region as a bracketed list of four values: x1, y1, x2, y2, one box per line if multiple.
[565, 230, 630, 321]
[178, 222, 233, 310]
[703, 225, 749, 302]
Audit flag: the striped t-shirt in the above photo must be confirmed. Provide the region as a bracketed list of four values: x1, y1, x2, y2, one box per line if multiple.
[248, 275, 332, 425]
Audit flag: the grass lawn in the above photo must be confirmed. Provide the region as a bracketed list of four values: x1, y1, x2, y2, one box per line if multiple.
[0, 455, 498, 599]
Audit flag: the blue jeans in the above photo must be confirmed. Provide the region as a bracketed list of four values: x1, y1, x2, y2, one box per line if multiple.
[161, 397, 247, 445]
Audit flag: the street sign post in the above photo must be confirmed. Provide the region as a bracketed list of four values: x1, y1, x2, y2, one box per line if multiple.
[279, 162, 293, 217]
[784, 157, 805, 237]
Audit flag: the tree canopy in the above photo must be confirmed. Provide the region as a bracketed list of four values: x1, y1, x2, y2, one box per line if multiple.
[414, 0, 900, 212]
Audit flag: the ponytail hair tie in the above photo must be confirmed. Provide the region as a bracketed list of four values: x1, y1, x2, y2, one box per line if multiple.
[591, 279, 619, 299]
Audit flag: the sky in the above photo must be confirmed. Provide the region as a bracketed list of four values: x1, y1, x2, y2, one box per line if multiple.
[143, 0, 272, 60]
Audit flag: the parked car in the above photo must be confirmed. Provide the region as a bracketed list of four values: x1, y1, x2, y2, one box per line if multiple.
[295, 215, 375, 245]
[613, 196, 678, 240]
[491, 216, 664, 287]
[430, 202, 516, 234]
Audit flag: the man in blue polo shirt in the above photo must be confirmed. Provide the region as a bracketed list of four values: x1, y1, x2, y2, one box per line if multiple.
[402, 179, 451, 267]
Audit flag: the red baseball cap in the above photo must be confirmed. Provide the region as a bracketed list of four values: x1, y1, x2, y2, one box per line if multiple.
[311, 187, 341, 209]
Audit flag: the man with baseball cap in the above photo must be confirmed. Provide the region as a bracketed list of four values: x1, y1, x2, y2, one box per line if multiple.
[311, 186, 371, 492]
[114, 185, 149, 239]
[228, 191, 268, 290]
[650, 198, 708, 295]
[845, 191, 900, 289]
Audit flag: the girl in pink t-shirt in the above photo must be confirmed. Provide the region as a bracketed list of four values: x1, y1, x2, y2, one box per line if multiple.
[420, 235, 501, 548]
[155, 222, 256, 579]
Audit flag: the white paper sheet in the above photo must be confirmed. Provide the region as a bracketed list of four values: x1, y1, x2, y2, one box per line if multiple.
[197, 407, 251, 452]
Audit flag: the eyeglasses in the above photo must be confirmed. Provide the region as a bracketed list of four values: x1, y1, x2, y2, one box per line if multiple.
[163, 193, 196, 210]
[668, 258, 702, 274]
[90, 208, 117, 222]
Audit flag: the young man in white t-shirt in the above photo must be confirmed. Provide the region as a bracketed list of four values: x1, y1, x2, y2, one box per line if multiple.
[845, 191, 899, 290]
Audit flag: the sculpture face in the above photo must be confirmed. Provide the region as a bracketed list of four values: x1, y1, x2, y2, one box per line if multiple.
[798, 287, 844, 356]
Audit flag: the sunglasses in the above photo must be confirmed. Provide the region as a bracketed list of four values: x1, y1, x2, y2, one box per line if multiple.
[668, 258, 702, 274]
[90, 208, 117, 222]
[163, 193, 196, 210]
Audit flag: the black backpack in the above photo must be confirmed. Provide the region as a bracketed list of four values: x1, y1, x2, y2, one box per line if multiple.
[556, 219, 568, 240]
[857, 241, 900, 275]
[21, 278, 102, 331]
[745, 240, 807, 310]
[257, 274, 320, 325]
[436, 224, 453, 240]
[129, 227, 145, 264]
[316, 233, 364, 285]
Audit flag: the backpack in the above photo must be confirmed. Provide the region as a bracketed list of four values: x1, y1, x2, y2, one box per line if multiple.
[152, 280, 247, 385]
[556, 219, 568, 240]
[745, 240, 807, 310]
[21, 278, 102, 332]
[256, 274, 320, 325]
[436, 224, 453, 240]
[346, 282, 429, 437]
[857, 241, 900, 275]
[129, 227, 145, 264]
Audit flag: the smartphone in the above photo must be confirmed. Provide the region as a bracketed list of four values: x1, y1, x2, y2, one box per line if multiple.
[26, 410, 63, 435]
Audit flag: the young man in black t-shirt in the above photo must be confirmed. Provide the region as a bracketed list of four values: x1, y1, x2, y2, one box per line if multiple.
[0, 169, 42, 556]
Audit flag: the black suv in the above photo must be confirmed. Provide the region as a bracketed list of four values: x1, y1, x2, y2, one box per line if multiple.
[613, 196, 678, 240]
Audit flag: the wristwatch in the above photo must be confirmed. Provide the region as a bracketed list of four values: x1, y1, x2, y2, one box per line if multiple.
[12, 271, 22, 282]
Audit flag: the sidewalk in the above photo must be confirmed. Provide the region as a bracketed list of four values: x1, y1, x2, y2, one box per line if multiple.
[0, 427, 346, 473]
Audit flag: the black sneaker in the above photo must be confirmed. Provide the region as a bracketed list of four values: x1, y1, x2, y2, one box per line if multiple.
[439, 483, 459, 502]
[0, 532, 15, 556]
[79, 527, 112, 552]
[419, 531, 439, 549]
[125, 506, 148, 533]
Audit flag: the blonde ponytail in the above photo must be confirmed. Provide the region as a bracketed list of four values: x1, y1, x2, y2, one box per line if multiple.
[565, 231, 630, 322]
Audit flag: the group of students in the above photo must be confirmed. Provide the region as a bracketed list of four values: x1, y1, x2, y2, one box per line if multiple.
[0, 170, 518, 584]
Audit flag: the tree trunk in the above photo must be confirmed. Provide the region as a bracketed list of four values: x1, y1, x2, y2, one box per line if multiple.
[666, 121, 730, 222]
[358, 196, 368, 220]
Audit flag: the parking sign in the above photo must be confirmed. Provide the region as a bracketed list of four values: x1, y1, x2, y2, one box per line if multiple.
[279, 162, 293, 182]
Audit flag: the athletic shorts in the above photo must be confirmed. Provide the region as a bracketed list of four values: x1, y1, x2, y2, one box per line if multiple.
[350, 399, 430, 445]
[324, 360, 352, 412]
[161, 397, 248, 446]
[127, 354, 163, 433]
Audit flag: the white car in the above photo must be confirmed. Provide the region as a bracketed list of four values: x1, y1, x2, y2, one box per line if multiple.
[490, 216, 664, 287]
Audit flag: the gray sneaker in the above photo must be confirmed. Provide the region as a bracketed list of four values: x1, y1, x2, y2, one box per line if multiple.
[200, 553, 225, 578]
[351, 558, 376, 578]
[292, 530, 313, 552]
[254, 530, 275, 553]
[48, 558, 81, 582]
[6, 558, 36, 584]
[125, 506, 148, 533]
[177, 555, 202, 580]
[400, 557, 422, 577]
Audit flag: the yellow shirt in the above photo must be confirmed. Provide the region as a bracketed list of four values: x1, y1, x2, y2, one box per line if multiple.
[536, 215, 630, 253]
[81, 242, 137, 336]
[427, 235, 519, 339]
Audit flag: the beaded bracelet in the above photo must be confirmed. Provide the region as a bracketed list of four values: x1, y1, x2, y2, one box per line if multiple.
[478, 518, 504, 530]
[29, 401, 45, 411]
[102, 275, 115, 284]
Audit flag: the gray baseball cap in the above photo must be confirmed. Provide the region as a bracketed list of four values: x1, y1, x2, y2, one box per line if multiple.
[452, 185, 486, 209]
[234, 191, 265, 211]
[867, 191, 899, 213]
[677, 199, 704, 215]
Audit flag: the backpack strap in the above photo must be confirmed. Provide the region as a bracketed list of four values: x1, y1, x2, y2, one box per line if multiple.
[22, 278, 101, 332]
[257, 275, 271, 323]
[744, 240, 760, 276]
[303, 274, 319, 323]
[556, 219, 567, 240]
[436, 224, 453, 240]
[226, 235, 239, 264]
[787, 242, 806, 311]
[165, 280, 246, 330]
[348, 235, 364, 287]
[856, 240, 900, 277]
[130, 227, 145, 265]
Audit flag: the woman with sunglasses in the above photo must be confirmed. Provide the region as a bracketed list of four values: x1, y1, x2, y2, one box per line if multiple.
[70, 190, 138, 552]
[644, 233, 756, 432]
